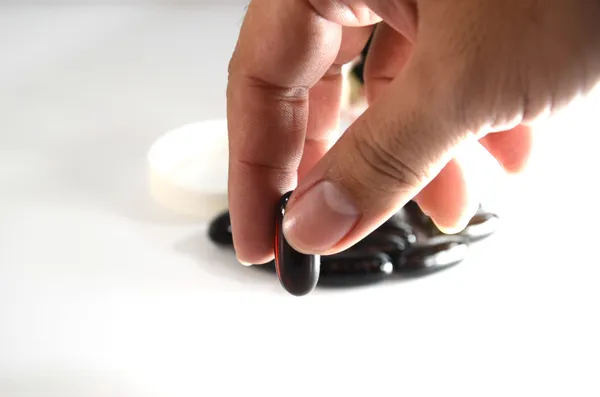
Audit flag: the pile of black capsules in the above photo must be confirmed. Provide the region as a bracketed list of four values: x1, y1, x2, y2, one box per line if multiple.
[208, 191, 500, 297]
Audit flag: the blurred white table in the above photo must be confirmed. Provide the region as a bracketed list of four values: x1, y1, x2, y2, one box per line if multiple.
[1, 4, 599, 397]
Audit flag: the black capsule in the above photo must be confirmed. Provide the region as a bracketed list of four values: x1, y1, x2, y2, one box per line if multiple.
[350, 33, 372, 84]
[378, 214, 417, 245]
[208, 210, 233, 246]
[318, 251, 394, 287]
[395, 241, 468, 276]
[352, 231, 407, 257]
[402, 199, 422, 216]
[256, 260, 277, 273]
[254, 250, 396, 288]
[403, 201, 500, 243]
[402, 200, 432, 229]
[460, 212, 500, 242]
[274, 191, 321, 297]
[208, 195, 478, 289]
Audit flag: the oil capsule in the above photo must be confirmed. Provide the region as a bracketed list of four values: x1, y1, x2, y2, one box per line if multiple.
[460, 212, 500, 242]
[274, 191, 321, 296]
[318, 251, 393, 287]
[209, 196, 472, 289]
[256, 260, 277, 273]
[404, 201, 500, 242]
[254, 251, 393, 288]
[395, 241, 469, 277]
[208, 210, 233, 246]
[402, 200, 432, 230]
[352, 231, 407, 258]
[378, 215, 417, 245]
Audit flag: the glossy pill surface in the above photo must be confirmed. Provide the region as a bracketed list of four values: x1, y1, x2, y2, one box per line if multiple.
[378, 214, 417, 245]
[403, 201, 500, 243]
[352, 231, 407, 257]
[208, 210, 233, 246]
[460, 212, 500, 242]
[395, 241, 469, 276]
[318, 251, 393, 287]
[402, 200, 431, 229]
[274, 191, 321, 296]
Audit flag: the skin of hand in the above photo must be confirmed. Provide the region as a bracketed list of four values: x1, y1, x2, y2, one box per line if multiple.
[226, 0, 600, 265]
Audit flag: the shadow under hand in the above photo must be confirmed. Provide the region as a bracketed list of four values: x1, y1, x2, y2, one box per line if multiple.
[174, 229, 282, 293]
[0, 369, 147, 397]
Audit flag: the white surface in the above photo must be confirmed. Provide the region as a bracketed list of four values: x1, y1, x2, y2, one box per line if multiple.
[148, 119, 229, 219]
[1, 4, 599, 397]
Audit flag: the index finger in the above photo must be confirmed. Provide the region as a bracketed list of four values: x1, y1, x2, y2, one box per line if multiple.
[226, 0, 342, 265]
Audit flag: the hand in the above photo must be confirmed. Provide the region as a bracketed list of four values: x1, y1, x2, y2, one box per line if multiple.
[226, 0, 600, 264]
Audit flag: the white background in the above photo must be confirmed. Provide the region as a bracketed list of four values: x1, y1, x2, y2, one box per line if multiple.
[1, 3, 599, 397]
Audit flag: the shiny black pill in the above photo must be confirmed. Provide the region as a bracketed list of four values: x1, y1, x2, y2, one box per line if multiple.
[352, 231, 407, 256]
[378, 214, 417, 245]
[208, 195, 474, 289]
[208, 210, 233, 246]
[404, 200, 426, 215]
[402, 200, 432, 229]
[318, 251, 393, 287]
[274, 191, 321, 297]
[256, 260, 276, 272]
[395, 241, 469, 276]
[460, 212, 500, 242]
[403, 201, 500, 243]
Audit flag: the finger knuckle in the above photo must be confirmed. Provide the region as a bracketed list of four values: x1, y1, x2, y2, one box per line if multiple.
[451, 61, 563, 132]
[440, 30, 573, 131]
[350, 122, 423, 194]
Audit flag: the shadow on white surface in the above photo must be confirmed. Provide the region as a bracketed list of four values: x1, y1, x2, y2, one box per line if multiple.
[0, 369, 149, 397]
[173, 229, 283, 292]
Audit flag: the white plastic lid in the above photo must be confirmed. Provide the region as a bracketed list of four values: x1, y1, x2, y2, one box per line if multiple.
[147, 119, 229, 219]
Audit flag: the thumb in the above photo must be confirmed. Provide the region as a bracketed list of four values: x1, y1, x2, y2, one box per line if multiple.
[282, 50, 470, 255]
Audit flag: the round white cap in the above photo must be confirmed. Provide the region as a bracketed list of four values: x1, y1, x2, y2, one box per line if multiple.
[147, 119, 229, 220]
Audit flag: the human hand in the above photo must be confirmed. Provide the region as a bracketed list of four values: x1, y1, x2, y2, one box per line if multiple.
[226, 0, 600, 265]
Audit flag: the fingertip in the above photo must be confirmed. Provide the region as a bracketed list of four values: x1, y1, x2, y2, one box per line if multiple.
[231, 232, 274, 266]
[413, 157, 479, 235]
[237, 258, 254, 267]
[428, 200, 479, 235]
[480, 125, 535, 174]
[227, 169, 291, 266]
[236, 250, 274, 267]
[229, 211, 276, 265]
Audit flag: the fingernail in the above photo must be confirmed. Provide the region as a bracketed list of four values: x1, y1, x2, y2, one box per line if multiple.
[237, 258, 253, 267]
[432, 205, 478, 235]
[432, 220, 465, 235]
[282, 180, 360, 253]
